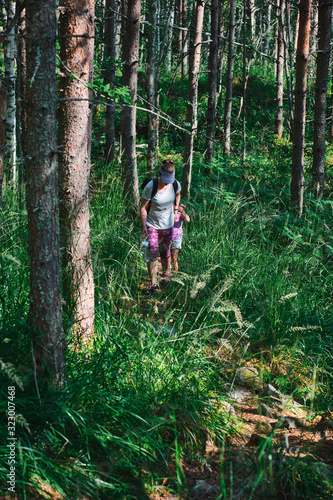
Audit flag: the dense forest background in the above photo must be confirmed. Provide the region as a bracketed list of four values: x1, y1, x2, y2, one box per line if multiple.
[0, 0, 333, 498]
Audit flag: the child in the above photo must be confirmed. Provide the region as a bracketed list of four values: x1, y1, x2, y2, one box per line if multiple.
[171, 204, 190, 272]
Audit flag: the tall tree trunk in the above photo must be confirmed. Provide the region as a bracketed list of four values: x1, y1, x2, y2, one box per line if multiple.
[224, 0, 236, 155]
[312, 0, 332, 198]
[274, 0, 285, 139]
[2, 0, 16, 183]
[309, 3, 318, 86]
[284, 0, 294, 132]
[105, 0, 117, 164]
[182, 0, 189, 77]
[216, 7, 226, 137]
[25, 0, 65, 389]
[204, 0, 219, 166]
[247, 0, 255, 43]
[0, 84, 7, 214]
[291, 0, 312, 214]
[58, 0, 95, 341]
[146, 0, 157, 173]
[121, 0, 141, 211]
[182, 0, 205, 198]
[166, 2, 175, 72]
[17, 9, 26, 204]
[264, 3, 271, 74]
[242, 0, 247, 164]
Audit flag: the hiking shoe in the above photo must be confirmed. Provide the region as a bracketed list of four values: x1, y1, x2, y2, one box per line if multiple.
[147, 283, 159, 295]
[162, 273, 170, 284]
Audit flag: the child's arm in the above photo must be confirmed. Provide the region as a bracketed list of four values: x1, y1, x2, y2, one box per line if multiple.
[179, 206, 190, 223]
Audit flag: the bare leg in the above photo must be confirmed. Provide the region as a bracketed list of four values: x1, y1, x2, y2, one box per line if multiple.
[160, 257, 171, 274]
[147, 260, 158, 284]
[171, 249, 179, 272]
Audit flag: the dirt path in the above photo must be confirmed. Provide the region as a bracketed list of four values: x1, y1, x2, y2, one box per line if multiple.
[137, 271, 333, 499]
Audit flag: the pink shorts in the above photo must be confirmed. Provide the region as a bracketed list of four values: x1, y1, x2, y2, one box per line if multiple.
[146, 226, 173, 261]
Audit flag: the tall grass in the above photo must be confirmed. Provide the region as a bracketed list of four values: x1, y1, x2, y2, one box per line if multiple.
[0, 161, 333, 498]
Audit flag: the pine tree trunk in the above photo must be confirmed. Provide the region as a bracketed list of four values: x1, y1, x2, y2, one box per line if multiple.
[58, 0, 95, 342]
[224, 0, 236, 155]
[312, 0, 332, 198]
[25, 0, 65, 389]
[105, 0, 117, 164]
[146, 0, 157, 173]
[274, 0, 285, 139]
[204, 0, 219, 166]
[2, 0, 16, 183]
[291, 0, 312, 214]
[182, 0, 205, 197]
[121, 0, 141, 211]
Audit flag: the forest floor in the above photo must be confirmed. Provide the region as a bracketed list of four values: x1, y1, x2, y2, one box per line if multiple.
[138, 267, 333, 500]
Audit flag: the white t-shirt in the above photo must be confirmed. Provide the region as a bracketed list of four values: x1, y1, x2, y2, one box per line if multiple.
[142, 180, 181, 230]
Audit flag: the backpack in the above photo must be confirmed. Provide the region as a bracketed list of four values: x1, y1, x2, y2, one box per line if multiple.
[141, 178, 178, 214]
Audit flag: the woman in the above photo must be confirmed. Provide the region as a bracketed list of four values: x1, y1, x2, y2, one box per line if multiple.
[140, 160, 181, 293]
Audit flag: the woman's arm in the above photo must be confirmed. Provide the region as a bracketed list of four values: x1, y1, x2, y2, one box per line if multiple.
[174, 191, 181, 211]
[179, 206, 190, 223]
[140, 198, 150, 235]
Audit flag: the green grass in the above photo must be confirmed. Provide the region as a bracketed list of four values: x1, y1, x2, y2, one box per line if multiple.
[1, 158, 333, 498]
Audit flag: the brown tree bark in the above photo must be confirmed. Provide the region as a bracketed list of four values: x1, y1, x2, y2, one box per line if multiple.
[274, 0, 285, 139]
[291, 0, 312, 214]
[224, 0, 236, 155]
[182, 0, 205, 198]
[312, 0, 332, 198]
[121, 0, 141, 211]
[25, 0, 65, 389]
[105, 0, 117, 164]
[204, 0, 219, 166]
[58, 0, 95, 342]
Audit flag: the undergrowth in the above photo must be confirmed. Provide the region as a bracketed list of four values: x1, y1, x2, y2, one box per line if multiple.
[0, 155, 332, 498]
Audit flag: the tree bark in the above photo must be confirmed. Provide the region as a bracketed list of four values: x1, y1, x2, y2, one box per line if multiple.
[182, 0, 205, 198]
[204, 0, 219, 166]
[2, 0, 16, 183]
[105, 0, 117, 164]
[58, 0, 95, 342]
[291, 0, 312, 214]
[181, 0, 189, 77]
[312, 0, 332, 198]
[146, 0, 157, 173]
[0, 83, 7, 214]
[224, 0, 236, 155]
[25, 0, 65, 389]
[274, 0, 285, 139]
[121, 0, 141, 211]
[264, 3, 271, 74]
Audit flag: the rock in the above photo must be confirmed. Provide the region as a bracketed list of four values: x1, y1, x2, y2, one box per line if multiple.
[255, 420, 273, 433]
[263, 384, 282, 400]
[229, 387, 250, 403]
[220, 401, 236, 417]
[246, 433, 266, 447]
[315, 414, 333, 435]
[235, 366, 261, 389]
[257, 403, 276, 419]
[278, 416, 305, 430]
[192, 480, 219, 498]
